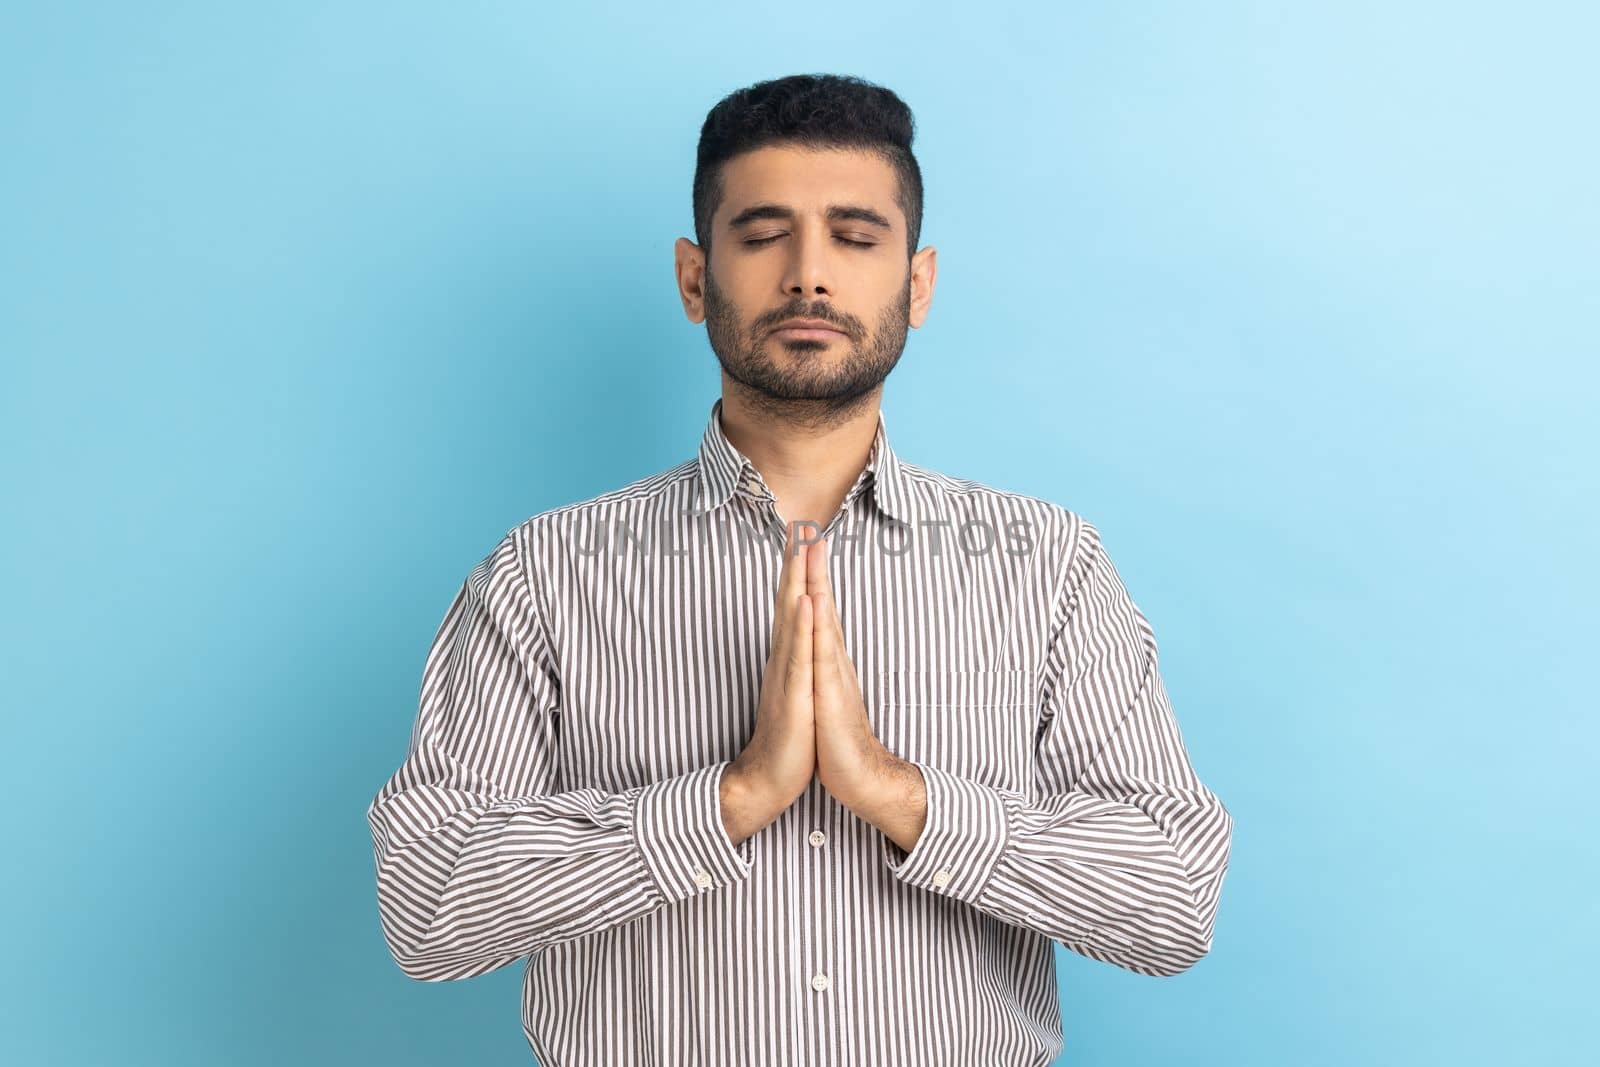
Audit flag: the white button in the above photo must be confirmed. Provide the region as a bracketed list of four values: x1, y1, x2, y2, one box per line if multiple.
[808, 830, 826, 847]
[692, 868, 712, 889]
[931, 868, 952, 888]
[810, 973, 830, 991]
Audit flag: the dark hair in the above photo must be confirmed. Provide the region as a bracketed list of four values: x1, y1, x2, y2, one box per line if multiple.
[693, 73, 924, 261]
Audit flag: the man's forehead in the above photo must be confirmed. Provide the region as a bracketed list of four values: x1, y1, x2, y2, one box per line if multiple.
[717, 145, 899, 223]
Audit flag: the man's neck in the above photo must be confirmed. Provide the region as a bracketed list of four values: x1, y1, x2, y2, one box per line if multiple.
[717, 385, 883, 536]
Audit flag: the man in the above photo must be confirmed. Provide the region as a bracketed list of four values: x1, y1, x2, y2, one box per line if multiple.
[367, 73, 1233, 1066]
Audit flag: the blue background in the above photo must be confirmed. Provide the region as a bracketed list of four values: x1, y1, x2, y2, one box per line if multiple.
[4, 3, 1595, 1064]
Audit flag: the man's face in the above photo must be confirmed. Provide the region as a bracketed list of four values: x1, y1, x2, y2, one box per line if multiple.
[677, 144, 936, 415]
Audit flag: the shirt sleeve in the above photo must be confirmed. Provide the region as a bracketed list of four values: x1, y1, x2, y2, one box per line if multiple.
[366, 526, 754, 982]
[882, 519, 1234, 977]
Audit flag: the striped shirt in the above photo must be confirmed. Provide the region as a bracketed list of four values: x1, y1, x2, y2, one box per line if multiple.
[366, 397, 1233, 1066]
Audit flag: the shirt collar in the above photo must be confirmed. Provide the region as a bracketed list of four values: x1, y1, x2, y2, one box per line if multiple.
[691, 397, 916, 527]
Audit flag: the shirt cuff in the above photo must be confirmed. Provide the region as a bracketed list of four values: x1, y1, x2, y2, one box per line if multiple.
[633, 760, 755, 903]
[882, 761, 1011, 901]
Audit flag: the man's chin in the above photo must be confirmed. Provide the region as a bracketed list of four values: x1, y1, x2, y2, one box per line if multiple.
[757, 379, 886, 406]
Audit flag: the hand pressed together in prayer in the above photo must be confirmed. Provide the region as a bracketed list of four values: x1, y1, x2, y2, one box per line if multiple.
[797, 534, 930, 853]
[720, 525, 930, 854]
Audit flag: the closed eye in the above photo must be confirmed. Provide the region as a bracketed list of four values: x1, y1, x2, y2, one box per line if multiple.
[744, 234, 876, 248]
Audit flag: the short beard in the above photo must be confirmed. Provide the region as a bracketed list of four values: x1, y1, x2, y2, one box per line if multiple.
[703, 264, 911, 428]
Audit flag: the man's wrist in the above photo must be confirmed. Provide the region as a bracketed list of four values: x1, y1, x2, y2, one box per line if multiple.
[846, 755, 927, 850]
[719, 763, 779, 846]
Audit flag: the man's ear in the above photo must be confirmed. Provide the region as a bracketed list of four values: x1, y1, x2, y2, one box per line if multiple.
[907, 245, 937, 329]
[675, 236, 707, 323]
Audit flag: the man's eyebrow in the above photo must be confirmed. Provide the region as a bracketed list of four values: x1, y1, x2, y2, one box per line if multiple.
[726, 203, 893, 230]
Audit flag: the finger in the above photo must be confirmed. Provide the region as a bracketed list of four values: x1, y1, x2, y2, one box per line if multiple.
[770, 521, 803, 650]
[783, 521, 810, 598]
[805, 536, 832, 616]
[806, 538, 849, 660]
[809, 539, 859, 713]
[788, 521, 811, 581]
[787, 592, 813, 703]
[812, 585, 843, 710]
[835, 631, 863, 703]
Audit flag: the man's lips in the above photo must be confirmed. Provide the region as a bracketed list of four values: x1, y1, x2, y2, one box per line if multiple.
[771, 320, 848, 340]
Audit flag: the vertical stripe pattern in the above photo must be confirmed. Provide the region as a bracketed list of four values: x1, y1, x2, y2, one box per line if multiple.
[366, 397, 1234, 1066]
